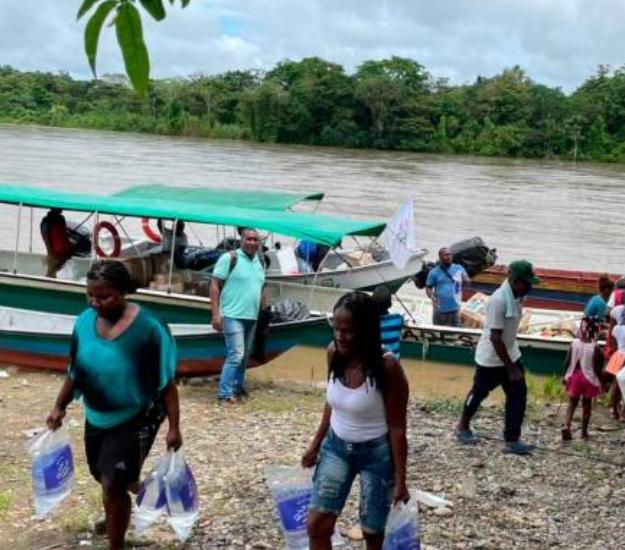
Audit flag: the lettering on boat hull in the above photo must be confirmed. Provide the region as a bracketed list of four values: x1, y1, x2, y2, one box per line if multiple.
[402, 326, 480, 349]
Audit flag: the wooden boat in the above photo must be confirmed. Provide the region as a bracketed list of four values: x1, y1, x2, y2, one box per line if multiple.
[0, 302, 332, 377]
[0, 183, 424, 321]
[1, 271, 581, 378]
[276, 284, 582, 376]
[264, 251, 419, 293]
[464, 265, 621, 311]
[399, 322, 575, 375]
[398, 297, 581, 375]
[112, 184, 424, 293]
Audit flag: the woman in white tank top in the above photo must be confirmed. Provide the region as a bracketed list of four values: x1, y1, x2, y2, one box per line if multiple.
[302, 292, 409, 550]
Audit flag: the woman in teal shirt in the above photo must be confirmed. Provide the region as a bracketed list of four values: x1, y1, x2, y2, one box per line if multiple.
[46, 260, 182, 550]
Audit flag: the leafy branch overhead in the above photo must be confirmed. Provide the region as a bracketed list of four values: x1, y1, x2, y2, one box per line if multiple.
[77, 0, 192, 96]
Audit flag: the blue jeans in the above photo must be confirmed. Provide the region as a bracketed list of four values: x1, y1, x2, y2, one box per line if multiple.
[218, 317, 257, 399]
[310, 430, 394, 534]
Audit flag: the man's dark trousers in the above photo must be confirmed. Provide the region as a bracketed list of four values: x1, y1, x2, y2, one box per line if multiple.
[461, 360, 527, 442]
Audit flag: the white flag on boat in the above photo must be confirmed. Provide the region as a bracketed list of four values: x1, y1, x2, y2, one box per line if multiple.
[385, 198, 416, 269]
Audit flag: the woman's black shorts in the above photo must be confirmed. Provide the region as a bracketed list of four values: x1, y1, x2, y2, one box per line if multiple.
[85, 401, 165, 487]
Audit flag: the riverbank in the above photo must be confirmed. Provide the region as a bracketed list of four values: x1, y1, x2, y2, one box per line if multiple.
[1, 118, 622, 166]
[0, 117, 248, 141]
[3, 62, 625, 164]
[2, 357, 625, 550]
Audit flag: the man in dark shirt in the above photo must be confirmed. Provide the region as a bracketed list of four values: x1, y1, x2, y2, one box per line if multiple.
[40, 208, 72, 278]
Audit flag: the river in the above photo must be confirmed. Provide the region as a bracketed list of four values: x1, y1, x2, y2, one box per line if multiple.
[1, 124, 624, 271]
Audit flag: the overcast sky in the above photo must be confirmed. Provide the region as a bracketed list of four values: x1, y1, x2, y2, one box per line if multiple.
[1, 0, 624, 92]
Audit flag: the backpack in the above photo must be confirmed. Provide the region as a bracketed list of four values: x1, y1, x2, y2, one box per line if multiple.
[220, 250, 238, 286]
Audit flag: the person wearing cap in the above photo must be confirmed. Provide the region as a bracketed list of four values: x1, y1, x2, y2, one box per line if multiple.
[425, 247, 470, 326]
[455, 260, 540, 455]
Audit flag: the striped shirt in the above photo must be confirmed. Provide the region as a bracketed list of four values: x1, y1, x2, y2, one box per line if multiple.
[380, 313, 403, 360]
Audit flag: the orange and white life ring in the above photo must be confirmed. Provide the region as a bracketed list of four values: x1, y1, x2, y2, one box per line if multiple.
[141, 217, 162, 243]
[94, 221, 122, 258]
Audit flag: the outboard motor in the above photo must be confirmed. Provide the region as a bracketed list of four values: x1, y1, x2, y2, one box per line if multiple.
[449, 237, 497, 277]
[413, 237, 497, 288]
[412, 261, 436, 289]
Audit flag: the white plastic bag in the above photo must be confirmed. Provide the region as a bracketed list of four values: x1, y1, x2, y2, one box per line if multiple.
[133, 453, 169, 534]
[265, 465, 343, 550]
[134, 450, 199, 541]
[28, 427, 74, 518]
[164, 449, 199, 541]
[616, 367, 625, 399]
[382, 497, 421, 550]
[413, 489, 452, 509]
[266, 466, 312, 550]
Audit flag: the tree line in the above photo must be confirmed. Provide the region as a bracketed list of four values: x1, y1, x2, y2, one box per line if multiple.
[1, 58, 625, 162]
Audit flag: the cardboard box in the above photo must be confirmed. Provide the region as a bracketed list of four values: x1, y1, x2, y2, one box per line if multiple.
[121, 256, 154, 288]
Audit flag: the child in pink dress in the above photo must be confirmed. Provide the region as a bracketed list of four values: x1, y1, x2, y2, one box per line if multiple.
[562, 317, 604, 441]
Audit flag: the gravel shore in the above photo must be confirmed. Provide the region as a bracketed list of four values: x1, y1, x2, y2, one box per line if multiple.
[2, 366, 625, 549]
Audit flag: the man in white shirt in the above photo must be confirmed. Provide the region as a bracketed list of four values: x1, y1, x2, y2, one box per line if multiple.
[455, 260, 540, 455]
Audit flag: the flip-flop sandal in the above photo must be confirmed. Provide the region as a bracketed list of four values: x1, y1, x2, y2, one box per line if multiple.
[561, 427, 572, 441]
[503, 442, 535, 455]
[455, 431, 478, 445]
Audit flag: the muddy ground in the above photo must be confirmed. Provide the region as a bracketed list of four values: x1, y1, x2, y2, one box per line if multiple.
[2, 356, 625, 550]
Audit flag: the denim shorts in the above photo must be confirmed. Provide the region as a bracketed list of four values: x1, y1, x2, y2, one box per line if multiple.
[309, 429, 394, 534]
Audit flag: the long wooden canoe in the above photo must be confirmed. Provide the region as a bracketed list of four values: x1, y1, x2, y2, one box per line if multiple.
[465, 265, 620, 311]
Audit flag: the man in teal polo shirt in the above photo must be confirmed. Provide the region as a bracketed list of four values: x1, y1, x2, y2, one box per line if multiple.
[211, 228, 266, 403]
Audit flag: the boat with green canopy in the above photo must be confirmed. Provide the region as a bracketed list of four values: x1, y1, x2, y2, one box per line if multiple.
[112, 184, 326, 211]
[0, 182, 423, 322]
[0, 183, 383, 247]
[0, 182, 423, 374]
[113, 184, 423, 292]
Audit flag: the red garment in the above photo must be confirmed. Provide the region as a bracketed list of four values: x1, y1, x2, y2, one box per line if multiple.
[48, 221, 71, 256]
[565, 368, 602, 399]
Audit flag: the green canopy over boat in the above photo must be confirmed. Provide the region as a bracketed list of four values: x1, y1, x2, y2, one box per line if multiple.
[0, 183, 385, 246]
[113, 184, 324, 211]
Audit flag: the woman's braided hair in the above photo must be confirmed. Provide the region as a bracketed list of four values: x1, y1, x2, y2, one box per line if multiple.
[86, 260, 138, 295]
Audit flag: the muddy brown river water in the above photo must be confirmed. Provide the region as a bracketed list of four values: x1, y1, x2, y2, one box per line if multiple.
[0, 124, 619, 395]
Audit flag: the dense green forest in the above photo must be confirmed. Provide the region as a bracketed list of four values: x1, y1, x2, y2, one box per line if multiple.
[1, 58, 625, 161]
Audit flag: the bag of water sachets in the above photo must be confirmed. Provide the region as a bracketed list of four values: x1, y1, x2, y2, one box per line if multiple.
[133, 453, 169, 534]
[134, 450, 199, 541]
[382, 496, 421, 550]
[266, 466, 313, 550]
[28, 427, 74, 518]
[265, 465, 344, 550]
[163, 449, 199, 541]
